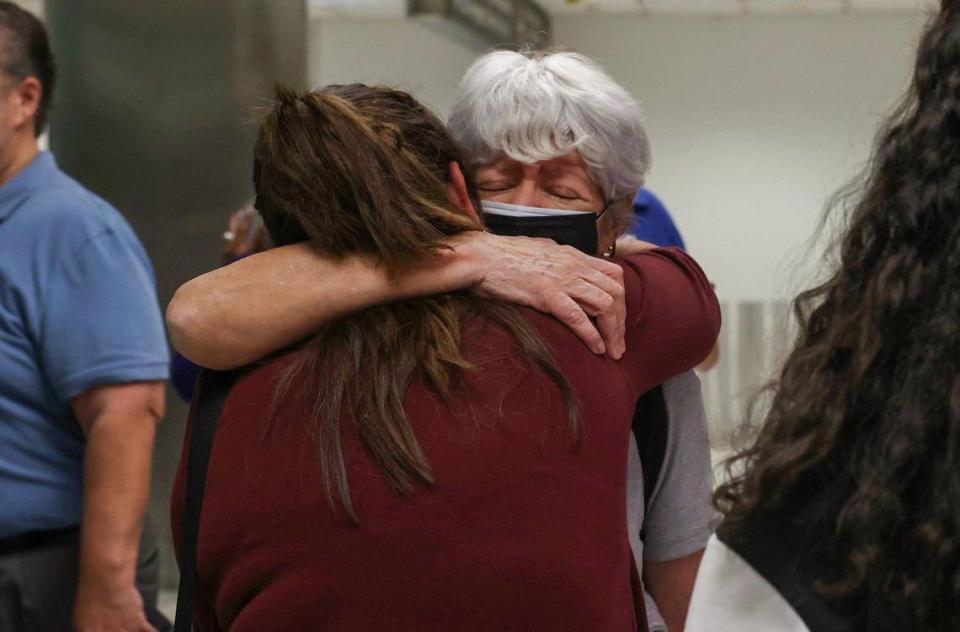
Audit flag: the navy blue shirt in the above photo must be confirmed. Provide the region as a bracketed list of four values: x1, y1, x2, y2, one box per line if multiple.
[628, 189, 686, 250]
[0, 151, 169, 538]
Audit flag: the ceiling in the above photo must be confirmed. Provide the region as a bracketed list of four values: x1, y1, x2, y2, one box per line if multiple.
[307, 0, 936, 16]
[540, 0, 935, 14]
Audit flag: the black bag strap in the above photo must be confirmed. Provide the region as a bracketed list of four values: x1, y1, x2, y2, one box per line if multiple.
[174, 369, 241, 632]
[632, 386, 670, 541]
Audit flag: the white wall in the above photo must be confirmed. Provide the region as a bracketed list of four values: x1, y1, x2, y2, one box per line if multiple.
[308, 16, 484, 117]
[309, 11, 929, 300]
[25, 0, 47, 150]
[20, 0, 43, 16]
[555, 12, 929, 300]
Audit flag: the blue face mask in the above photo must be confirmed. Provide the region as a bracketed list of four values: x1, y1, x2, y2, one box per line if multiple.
[481, 200, 608, 255]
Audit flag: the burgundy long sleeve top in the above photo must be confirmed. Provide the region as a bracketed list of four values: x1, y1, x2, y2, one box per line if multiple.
[172, 248, 720, 632]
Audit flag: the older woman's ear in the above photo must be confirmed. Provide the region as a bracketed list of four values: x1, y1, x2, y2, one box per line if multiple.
[447, 161, 481, 225]
[598, 196, 635, 249]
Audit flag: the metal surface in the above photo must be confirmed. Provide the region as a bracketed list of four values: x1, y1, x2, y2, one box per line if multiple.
[410, 0, 552, 48]
[45, 0, 306, 589]
[539, 0, 932, 13]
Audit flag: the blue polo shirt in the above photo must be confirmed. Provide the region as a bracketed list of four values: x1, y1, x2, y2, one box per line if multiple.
[628, 189, 686, 250]
[0, 151, 169, 539]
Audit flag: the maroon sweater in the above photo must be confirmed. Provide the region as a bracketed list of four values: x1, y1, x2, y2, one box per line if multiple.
[172, 249, 720, 632]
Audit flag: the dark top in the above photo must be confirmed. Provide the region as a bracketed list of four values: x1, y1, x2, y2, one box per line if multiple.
[171, 353, 204, 402]
[171, 248, 720, 632]
[718, 475, 900, 632]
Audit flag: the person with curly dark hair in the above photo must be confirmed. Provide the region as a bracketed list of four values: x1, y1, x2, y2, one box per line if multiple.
[684, 3, 960, 631]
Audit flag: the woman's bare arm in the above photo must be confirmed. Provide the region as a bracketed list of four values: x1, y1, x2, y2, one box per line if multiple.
[167, 231, 627, 370]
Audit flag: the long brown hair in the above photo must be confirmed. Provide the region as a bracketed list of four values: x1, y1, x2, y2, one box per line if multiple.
[716, 4, 960, 628]
[254, 84, 578, 523]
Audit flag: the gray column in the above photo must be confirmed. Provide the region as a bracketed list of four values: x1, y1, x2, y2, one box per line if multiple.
[45, 0, 306, 588]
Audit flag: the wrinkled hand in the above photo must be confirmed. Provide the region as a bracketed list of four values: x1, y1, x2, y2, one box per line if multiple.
[465, 232, 626, 359]
[74, 578, 156, 632]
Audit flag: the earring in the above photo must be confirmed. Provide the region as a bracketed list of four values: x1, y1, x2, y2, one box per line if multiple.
[603, 243, 616, 259]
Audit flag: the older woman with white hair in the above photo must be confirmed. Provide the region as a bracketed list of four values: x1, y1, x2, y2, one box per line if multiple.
[451, 50, 650, 251]
[450, 50, 715, 632]
[168, 50, 717, 632]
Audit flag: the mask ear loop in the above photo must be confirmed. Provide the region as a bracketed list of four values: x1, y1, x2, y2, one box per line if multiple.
[596, 200, 612, 220]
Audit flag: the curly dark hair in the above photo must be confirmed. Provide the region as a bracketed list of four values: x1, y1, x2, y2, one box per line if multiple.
[715, 3, 960, 629]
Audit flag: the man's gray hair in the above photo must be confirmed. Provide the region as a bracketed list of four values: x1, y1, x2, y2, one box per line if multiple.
[448, 50, 651, 202]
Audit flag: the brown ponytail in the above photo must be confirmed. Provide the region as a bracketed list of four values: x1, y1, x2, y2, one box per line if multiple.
[254, 84, 579, 522]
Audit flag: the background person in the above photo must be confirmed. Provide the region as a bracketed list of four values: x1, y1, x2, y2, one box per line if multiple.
[0, 3, 169, 631]
[629, 189, 686, 250]
[169, 205, 271, 402]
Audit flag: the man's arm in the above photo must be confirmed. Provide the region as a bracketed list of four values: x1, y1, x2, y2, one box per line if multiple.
[644, 550, 705, 632]
[72, 381, 164, 632]
[167, 231, 628, 369]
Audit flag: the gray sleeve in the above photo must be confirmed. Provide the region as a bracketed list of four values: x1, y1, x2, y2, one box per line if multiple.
[642, 371, 720, 562]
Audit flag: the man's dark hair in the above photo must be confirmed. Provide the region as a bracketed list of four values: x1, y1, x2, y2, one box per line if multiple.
[0, 2, 54, 136]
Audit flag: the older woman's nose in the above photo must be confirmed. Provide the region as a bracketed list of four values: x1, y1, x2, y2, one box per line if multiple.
[490, 176, 539, 207]
[503, 167, 542, 206]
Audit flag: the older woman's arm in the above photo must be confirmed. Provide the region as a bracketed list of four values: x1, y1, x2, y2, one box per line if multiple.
[167, 231, 627, 370]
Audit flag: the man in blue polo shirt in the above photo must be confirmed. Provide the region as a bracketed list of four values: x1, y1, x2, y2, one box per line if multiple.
[0, 4, 169, 630]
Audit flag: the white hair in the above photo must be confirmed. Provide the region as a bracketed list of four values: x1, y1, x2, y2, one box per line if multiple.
[448, 50, 651, 202]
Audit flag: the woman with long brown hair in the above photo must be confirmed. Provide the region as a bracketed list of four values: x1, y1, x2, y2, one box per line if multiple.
[686, 3, 960, 631]
[171, 83, 718, 631]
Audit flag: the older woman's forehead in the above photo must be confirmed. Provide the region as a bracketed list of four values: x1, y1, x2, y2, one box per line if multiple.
[481, 150, 590, 175]
[541, 152, 593, 177]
